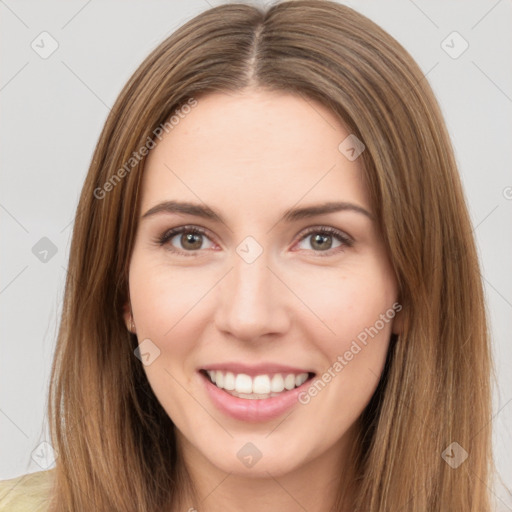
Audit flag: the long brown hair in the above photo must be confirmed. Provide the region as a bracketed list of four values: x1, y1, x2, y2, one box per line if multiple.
[47, 1, 494, 510]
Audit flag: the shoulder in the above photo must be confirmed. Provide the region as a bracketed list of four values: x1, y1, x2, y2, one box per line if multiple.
[0, 470, 55, 512]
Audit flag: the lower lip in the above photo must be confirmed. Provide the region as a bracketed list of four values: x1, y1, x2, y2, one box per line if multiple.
[200, 371, 313, 422]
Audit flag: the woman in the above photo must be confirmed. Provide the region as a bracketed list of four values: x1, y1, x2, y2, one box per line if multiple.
[0, 1, 495, 510]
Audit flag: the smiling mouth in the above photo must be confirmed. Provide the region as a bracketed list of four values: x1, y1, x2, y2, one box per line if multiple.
[200, 369, 316, 400]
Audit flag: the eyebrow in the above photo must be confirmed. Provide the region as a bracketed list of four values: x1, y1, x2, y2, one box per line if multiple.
[141, 200, 373, 223]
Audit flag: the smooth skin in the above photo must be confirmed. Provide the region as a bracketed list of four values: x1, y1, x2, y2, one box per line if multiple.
[124, 89, 403, 512]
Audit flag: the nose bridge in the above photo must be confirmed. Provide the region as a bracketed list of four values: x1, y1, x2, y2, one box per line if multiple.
[214, 246, 288, 341]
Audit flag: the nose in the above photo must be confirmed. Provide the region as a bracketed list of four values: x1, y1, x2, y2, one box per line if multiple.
[213, 249, 290, 343]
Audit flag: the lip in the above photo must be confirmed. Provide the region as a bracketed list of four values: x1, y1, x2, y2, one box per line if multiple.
[200, 362, 314, 377]
[199, 369, 315, 422]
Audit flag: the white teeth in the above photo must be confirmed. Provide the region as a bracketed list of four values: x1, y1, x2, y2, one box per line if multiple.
[205, 370, 310, 396]
[295, 373, 308, 387]
[270, 374, 285, 393]
[223, 371, 235, 390]
[284, 374, 296, 390]
[215, 371, 224, 389]
[235, 374, 253, 394]
[253, 375, 270, 394]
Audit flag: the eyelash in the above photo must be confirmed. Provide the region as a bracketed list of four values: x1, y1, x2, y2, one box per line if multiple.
[154, 225, 353, 257]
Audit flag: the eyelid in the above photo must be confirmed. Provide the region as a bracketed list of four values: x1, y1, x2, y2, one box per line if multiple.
[155, 224, 353, 256]
[155, 225, 217, 254]
[297, 225, 353, 243]
[293, 225, 353, 255]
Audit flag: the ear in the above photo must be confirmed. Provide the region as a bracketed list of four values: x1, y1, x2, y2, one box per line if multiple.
[123, 302, 134, 333]
[391, 302, 404, 335]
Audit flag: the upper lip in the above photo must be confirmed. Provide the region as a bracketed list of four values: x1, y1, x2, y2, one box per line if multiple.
[200, 362, 315, 377]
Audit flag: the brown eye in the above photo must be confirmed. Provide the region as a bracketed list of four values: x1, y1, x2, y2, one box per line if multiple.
[178, 232, 204, 250]
[309, 233, 334, 251]
[295, 227, 353, 255]
[157, 226, 215, 254]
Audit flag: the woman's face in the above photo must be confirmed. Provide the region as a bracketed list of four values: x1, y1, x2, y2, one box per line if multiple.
[125, 89, 402, 479]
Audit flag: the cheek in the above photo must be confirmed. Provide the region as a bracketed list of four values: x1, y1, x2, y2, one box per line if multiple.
[129, 257, 211, 375]
[128, 258, 207, 425]
[305, 265, 395, 343]
[298, 268, 395, 429]
[297, 260, 397, 398]
[130, 256, 205, 334]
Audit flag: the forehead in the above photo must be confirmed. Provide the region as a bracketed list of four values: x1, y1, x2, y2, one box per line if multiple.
[141, 90, 370, 221]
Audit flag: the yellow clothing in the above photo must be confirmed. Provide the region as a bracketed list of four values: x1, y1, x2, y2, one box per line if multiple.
[0, 470, 54, 512]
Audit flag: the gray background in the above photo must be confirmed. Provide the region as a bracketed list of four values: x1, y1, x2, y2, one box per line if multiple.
[1, 0, 511, 508]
